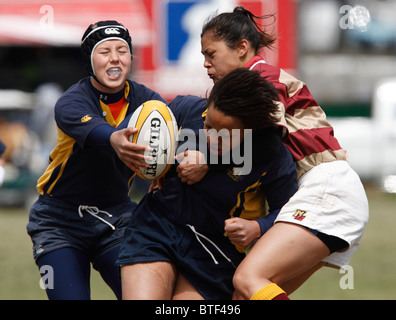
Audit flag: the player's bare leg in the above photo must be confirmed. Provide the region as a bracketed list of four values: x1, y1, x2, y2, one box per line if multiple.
[121, 261, 177, 299]
[233, 222, 330, 299]
[280, 261, 326, 295]
[172, 273, 204, 300]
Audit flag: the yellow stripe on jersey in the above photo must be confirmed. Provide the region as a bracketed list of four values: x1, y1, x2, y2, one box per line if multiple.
[229, 171, 268, 252]
[37, 126, 75, 195]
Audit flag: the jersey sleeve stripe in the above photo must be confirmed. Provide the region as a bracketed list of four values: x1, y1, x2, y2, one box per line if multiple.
[286, 127, 343, 161]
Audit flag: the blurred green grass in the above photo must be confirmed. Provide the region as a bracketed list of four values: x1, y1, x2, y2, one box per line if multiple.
[0, 182, 394, 300]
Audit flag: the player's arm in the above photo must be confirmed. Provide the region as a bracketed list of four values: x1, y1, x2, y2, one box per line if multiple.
[177, 127, 283, 184]
[109, 127, 152, 173]
[85, 123, 116, 152]
[175, 148, 235, 184]
[175, 150, 209, 184]
[224, 208, 283, 248]
[169, 95, 211, 184]
[80, 119, 150, 174]
[225, 141, 297, 248]
[224, 217, 261, 248]
[254, 145, 298, 235]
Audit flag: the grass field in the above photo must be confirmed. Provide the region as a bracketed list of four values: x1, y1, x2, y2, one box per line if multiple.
[0, 182, 395, 300]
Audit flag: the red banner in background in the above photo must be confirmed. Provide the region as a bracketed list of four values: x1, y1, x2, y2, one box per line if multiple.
[0, 0, 151, 46]
[0, 0, 297, 99]
[139, 0, 297, 100]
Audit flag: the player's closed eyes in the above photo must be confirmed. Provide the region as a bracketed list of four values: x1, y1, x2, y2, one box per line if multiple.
[99, 48, 128, 55]
[202, 50, 214, 58]
[117, 47, 128, 54]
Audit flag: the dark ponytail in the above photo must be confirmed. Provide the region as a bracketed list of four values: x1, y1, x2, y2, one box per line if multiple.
[201, 6, 277, 53]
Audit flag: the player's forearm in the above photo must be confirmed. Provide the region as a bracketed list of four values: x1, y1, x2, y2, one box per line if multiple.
[85, 124, 116, 152]
[256, 209, 279, 235]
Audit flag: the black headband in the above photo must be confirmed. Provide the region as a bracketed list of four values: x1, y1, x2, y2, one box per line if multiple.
[81, 21, 132, 78]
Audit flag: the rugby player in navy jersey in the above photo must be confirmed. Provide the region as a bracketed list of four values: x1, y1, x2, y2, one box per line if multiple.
[176, 6, 368, 300]
[198, 7, 368, 300]
[27, 21, 166, 300]
[117, 68, 298, 300]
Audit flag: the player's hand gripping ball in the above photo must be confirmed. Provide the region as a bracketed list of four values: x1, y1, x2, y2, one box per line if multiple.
[128, 100, 178, 180]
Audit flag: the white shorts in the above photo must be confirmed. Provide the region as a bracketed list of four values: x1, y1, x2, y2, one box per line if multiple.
[274, 160, 369, 268]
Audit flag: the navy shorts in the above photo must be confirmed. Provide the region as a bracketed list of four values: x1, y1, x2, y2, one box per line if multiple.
[27, 195, 136, 263]
[116, 196, 245, 300]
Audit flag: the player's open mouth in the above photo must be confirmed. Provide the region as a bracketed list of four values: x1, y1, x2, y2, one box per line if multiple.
[106, 67, 122, 78]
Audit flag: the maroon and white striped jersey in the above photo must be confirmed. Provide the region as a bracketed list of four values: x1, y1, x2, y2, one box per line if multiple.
[246, 55, 347, 178]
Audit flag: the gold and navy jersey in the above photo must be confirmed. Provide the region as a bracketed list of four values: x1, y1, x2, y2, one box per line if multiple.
[154, 95, 298, 252]
[37, 77, 166, 208]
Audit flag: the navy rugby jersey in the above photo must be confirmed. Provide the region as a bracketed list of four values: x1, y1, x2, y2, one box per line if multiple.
[37, 77, 165, 208]
[150, 95, 298, 252]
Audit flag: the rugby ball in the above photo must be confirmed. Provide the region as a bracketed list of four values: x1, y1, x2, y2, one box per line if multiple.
[128, 100, 178, 180]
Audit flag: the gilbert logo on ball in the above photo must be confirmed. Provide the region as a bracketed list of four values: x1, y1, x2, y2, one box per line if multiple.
[128, 100, 178, 180]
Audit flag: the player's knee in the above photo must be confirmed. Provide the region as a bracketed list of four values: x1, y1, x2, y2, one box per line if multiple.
[233, 265, 277, 300]
[233, 266, 255, 299]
